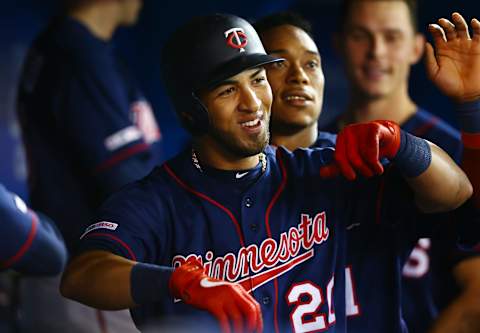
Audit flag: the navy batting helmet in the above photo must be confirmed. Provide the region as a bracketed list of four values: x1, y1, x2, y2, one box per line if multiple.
[161, 13, 282, 135]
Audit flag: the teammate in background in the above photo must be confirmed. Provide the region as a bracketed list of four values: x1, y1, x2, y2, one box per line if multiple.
[16, 0, 157, 332]
[60, 13, 472, 333]
[0, 183, 66, 275]
[253, 12, 333, 151]
[17, 0, 161, 249]
[256, 10, 480, 333]
[320, 1, 480, 332]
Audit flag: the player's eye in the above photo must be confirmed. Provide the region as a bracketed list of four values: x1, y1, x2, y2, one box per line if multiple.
[385, 32, 403, 44]
[218, 86, 236, 97]
[269, 60, 287, 69]
[305, 60, 320, 69]
[349, 30, 369, 42]
[252, 76, 267, 85]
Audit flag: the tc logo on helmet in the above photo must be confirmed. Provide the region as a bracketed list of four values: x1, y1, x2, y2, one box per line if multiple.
[224, 28, 248, 52]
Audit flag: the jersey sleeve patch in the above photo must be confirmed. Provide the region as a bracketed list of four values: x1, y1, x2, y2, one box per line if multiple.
[80, 221, 118, 239]
[104, 126, 143, 151]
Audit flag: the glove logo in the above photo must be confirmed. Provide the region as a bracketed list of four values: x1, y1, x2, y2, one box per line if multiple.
[199, 278, 231, 288]
[224, 28, 247, 52]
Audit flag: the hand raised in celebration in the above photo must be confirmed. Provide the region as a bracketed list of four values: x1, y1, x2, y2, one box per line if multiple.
[169, 259, 263, 333]
[425, 12, 480, 103]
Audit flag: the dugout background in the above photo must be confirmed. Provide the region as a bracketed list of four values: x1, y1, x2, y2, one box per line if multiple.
[1, 0, 478, 200]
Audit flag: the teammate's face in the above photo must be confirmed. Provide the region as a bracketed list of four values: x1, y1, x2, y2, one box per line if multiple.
[117, 0, 143, 26]
[261, 25, 324, 130]
[200, 68, 272, 157]
[338, 1, 424, 99]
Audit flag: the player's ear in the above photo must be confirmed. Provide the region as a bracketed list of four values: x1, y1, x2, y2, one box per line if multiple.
[411, 33, 426, 64]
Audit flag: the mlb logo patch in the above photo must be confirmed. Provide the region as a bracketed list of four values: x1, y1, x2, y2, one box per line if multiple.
[80, 221, 118, 239]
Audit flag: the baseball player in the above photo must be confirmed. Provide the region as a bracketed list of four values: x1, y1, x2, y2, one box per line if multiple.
[17, 0, 161, 249]
[16, 1, 154, 332]
[256, 10, 480, 333]
[0, 183, 66, 275]
[321, 1, 480, 332]
[60, 13, 473, 333]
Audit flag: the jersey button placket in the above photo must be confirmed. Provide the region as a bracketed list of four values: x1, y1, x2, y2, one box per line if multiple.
[245, 197, 253, 208]
[262, 295, 271, 305]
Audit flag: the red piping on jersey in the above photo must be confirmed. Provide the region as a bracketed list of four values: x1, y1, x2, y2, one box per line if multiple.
[94, 142, 149, 174]
[85, 233, 137, 261]
[462, 132, 480, 149]
[163, 163, 246, 247]
[265, 149, 288, 333]
[412, 116, 439, 137]
[1, 212, 38, 269]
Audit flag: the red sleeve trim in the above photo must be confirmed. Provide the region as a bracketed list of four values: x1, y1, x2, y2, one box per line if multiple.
[1, 212, 39, 269]
[462, 132, 480, 149]
[94, 143, 149, 174]
[84, 233, 137, 261]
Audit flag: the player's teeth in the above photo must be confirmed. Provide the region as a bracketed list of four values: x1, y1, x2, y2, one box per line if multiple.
[286, 96, 306, 101]
[242, 119, 260, 127]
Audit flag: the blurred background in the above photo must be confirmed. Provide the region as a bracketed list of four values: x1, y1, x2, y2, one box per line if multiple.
[1, 0, 478, 200]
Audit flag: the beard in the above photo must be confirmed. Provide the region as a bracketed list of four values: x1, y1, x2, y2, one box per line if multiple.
[208, 120, 270, 158]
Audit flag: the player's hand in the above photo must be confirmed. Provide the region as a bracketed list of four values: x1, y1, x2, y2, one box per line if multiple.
[169, 259, 263, 333]
[425, 12, 480, 103]
[320, 120, 401, 180]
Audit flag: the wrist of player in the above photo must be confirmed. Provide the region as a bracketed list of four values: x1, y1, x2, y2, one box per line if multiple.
[390, 129, 432, 178]
[130, 262, 173, 305]
[456, 100, 480, 149]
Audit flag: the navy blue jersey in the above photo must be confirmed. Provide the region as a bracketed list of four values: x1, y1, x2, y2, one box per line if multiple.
[321, 109, 479, 333]
[400, 109, 478, 333]
[77, 144, 432, 332]
[17, 17, 162, 247]
[0, 184, 66, 275]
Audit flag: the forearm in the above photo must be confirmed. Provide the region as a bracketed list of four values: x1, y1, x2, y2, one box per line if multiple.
[428, 291, 480, 333]
[406, 142, 472, 213]
[428, 257, 480, 333]
[60, 250, 136, 310]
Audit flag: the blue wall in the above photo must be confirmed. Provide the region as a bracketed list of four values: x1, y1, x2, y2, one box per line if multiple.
[1, 0, 478, 200]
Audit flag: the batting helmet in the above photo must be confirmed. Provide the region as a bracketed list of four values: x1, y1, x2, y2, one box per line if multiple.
[161, 13, 282, 135]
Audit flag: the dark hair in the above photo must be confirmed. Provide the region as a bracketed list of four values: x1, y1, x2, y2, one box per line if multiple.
[254, 11, 314, 38]
[338, 0, 418, 32]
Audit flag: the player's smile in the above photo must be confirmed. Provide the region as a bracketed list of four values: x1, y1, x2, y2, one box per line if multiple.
[281, 89, 314, 107]
[238, 111, 265, 134]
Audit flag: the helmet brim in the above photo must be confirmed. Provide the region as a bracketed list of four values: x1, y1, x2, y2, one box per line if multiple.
[202, 53, 284, 91]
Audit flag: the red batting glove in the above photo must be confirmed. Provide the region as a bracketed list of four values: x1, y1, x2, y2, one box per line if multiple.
[320, 120, 401, 180]
[169, 259, 263, 333]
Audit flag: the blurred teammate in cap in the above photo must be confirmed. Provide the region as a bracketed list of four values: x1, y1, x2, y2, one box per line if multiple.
[60, 12, 473, 333]
[320, 1, 480, 332]
[16, 0, 158, 331]
[256, 10, 480, 333]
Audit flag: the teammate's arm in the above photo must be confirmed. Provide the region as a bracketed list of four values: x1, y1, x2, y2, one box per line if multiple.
[427, 257, 480, 333]
[425, 12, 480, 205]
[420, 12, 480, 332]
[0, 184, 67, 275]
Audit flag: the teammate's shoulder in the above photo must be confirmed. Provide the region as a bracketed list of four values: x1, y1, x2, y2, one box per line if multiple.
[410, 109, 460, 139]
[268, 145, 335, 173]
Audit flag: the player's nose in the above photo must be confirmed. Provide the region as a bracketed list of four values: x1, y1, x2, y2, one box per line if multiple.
[238, 86, 262, 113]
[287, 63, 309, 85]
